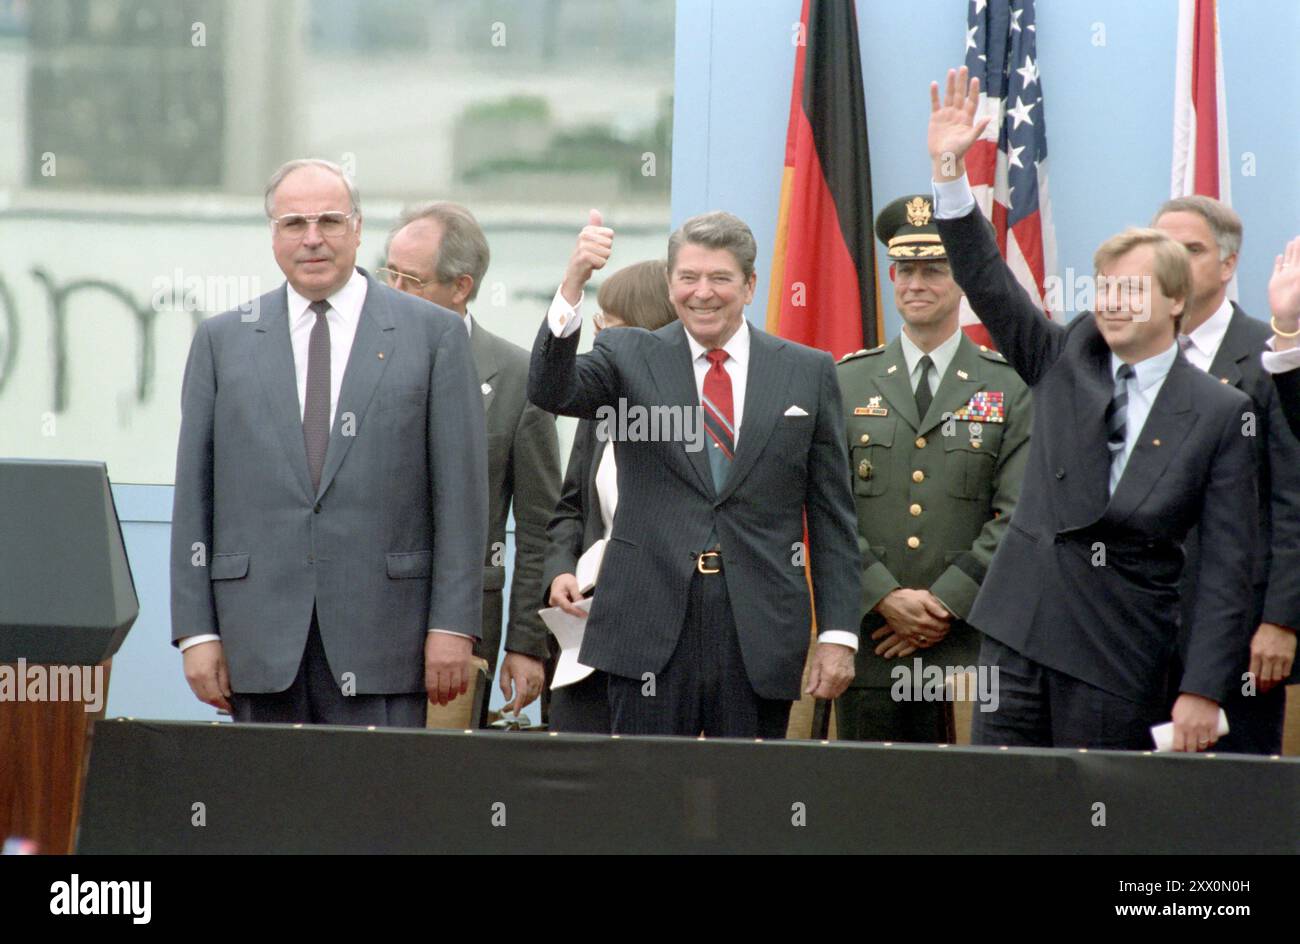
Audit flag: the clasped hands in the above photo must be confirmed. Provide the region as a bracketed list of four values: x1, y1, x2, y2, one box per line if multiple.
[871, 588, 953, 659]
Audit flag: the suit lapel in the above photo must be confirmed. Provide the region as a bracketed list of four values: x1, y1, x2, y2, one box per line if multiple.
[918, 336, 983, 436]
[469, 315, 500, 415]
[1068, 332, 1116, 524]
[253, 285, 314, 499]
[1206, 308, 1251, 389]
[874, 338, 921, 432]
[716, 326, 786, 504]
[316, 271, 395, 499]
[1104, 357, 1196, 524]
[646, 321, 715, 497]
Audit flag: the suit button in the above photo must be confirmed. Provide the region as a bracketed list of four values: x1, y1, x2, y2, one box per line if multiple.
[915, 436, 927, 449]
[860, 433, 870, 444]
[912, 470, 925, 483]
[907, 536, 921, 549]
[1055, 468, 1066, 479]
[910, 503, 922, 517]
[314, 502, 322, 514]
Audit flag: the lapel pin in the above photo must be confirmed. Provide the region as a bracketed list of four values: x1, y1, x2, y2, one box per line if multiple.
[1153, 438, 1161, 447]
[887, 364, 898, 374]
[1220, 377, 1229, 384]
[377, 352, 385, 360]
[956, 369, 969, 380]
[481, 383, 492, 396]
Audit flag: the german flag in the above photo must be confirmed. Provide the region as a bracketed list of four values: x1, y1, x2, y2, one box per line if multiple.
[766, 0, 880, 359]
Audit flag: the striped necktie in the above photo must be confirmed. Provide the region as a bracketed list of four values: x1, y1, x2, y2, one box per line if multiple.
[1105, 362, 1134, 481]
[701, 349, 734, 493]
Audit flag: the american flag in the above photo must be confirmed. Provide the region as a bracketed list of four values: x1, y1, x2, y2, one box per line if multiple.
[962, 0, 1058, 345]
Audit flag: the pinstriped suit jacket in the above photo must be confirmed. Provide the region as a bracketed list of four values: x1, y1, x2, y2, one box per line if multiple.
[528, 317, 861, 701]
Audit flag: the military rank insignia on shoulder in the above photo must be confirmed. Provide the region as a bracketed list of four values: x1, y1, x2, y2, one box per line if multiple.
[977, 345, 1007, 363]
[838, 345, 884, 365]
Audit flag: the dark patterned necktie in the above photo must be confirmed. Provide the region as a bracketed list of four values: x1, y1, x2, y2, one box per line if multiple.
[1106, 362, 1135, 466]
[303, 300, 332, 493]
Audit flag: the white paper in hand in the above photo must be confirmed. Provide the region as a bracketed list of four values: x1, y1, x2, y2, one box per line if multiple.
[540, 596, 595, 689]
[1150, 707, 1229, 752]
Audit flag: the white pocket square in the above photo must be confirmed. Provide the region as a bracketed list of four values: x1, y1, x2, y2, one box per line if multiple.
[784, 405, 809, 417]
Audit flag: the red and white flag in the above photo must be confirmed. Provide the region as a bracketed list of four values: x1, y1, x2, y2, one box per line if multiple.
[1171, 0, 1231, 202]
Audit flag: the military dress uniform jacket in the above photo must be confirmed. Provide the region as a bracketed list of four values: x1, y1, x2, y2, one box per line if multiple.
[839, 333, 1032, 687]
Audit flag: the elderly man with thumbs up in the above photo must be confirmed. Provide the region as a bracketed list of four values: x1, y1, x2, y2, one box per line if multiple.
[527, 209, 863, 738]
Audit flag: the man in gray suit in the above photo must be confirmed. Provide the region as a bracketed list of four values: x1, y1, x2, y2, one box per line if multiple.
[172, 159, 488, 726]
[384, 202, 561, 716]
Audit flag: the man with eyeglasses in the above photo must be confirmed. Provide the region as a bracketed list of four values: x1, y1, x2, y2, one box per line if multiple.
[171, 158, 488, 727]
[835, 194, 1031, 742]
[383, 202, 561, 723]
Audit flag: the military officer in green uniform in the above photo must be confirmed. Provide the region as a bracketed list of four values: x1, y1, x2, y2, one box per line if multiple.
[835, 194, 1033, 742]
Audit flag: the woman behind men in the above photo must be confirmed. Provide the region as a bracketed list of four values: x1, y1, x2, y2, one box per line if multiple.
[542, 260, 678, 732]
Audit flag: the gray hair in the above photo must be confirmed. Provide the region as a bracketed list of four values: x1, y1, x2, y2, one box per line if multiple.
[667, 211, 757, 280]
[1153, 194, 1242, 261]
[389, 201, 491, 301]
[264, 158, 361, 218]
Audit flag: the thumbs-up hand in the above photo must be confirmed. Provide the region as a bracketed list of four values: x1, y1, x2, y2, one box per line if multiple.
[561, 209, 614, 306]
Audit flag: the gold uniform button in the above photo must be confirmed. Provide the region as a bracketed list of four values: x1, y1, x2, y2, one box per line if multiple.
[860, 433, 870, 444]
[915, 436, 927, 449]
[910, 503, 922, 517]
[971, 440, 982, 449]
[912, 470, 924, 483]
[907, 536, 921, 549]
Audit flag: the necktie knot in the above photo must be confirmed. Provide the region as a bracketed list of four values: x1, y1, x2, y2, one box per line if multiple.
[1116, 363, 1135, 382]
[706, 349, 729, 367]
[309, 299, 331, 319]
[1177, 334, 1193, 352]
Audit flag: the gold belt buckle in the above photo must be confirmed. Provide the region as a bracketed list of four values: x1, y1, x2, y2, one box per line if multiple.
[696, 550, 722, 575]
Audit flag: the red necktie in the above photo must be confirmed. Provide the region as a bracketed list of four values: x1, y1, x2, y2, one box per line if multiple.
[702, 350, 734, 491]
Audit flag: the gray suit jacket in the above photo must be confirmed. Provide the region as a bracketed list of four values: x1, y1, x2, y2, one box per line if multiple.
[170, 268, 488, 694]
[528, 317, 862, 701]
[470, 317, 560, 669]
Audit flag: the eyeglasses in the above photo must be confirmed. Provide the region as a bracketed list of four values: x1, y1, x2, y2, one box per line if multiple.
[377, 267, 427, 289]
[270, 211, 356, 239]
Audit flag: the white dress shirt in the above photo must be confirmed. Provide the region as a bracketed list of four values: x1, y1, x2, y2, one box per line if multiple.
[1109, 342, 1179, 495]
[546, 287, 857, 652]
[1178, 297, 1233, 372]
[1262, 338, 1300, 374]
[899, 327, 962, 396]
[595, 434, 619, 539]
[287, 269, 367, 429]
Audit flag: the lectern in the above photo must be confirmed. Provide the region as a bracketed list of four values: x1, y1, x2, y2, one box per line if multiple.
[0, 460, 138, 853]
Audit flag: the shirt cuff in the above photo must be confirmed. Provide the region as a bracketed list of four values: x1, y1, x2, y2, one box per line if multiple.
[178, 634, 221, 652]
[817, 630, 859, 653]
[547, 286, 584, 338]
[931, 175, 977, 219]
[1261, 344, 1300, 374]
[429, 629, 474, 639]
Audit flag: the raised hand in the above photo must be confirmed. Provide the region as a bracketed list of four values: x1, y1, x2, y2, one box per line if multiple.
[561, 209, 614, 306]
[1268, 236, 1300, 342]
[928, 66, 990, 180]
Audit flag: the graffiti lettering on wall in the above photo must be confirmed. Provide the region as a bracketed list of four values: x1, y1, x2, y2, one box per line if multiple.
[0, 268, 225, 412]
